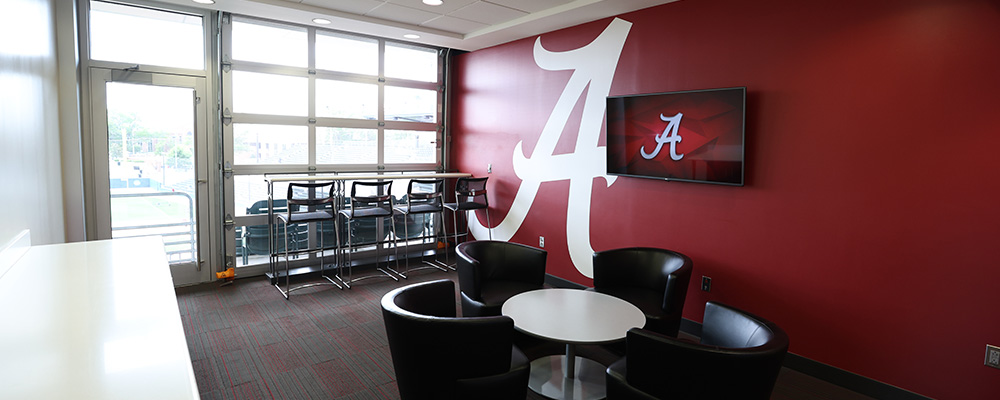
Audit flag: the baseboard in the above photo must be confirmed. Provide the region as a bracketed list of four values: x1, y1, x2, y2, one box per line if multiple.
[0, 230, 31, 280]
[543, 274, 931, 400]
[781, 353, 932, 400]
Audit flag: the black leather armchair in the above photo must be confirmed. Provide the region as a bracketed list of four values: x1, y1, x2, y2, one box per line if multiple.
[456, 240, 547, 317]
[591, 247, 692, 336]
[606, 301, 790, 400]
[380, 279, 530, 400]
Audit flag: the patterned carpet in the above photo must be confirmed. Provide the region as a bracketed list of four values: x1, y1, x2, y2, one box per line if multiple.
[176, 267, 875, 400]
[177, 269, 419, 400]
[176, 267, 585, 400]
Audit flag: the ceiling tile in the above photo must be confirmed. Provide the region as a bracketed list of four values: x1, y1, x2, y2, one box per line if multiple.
[449, 1, 528, 25]
[300, 0, 386, 15]
[366, 2, 442, 25]
[421, 15, 489, 35]
[384, 0, 478, 15]
[486, 0, 573, 14]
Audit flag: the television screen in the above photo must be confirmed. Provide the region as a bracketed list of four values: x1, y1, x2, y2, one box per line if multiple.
[605, 87, 745, 186]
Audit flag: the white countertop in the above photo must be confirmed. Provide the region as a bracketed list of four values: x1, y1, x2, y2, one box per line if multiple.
[502, 288, 646, 345]
[0, 237, 199, 400]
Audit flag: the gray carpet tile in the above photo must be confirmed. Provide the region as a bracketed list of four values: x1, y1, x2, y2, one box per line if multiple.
[275, 312, 326, 339]
[342, 350, 394, 388]
[196, 308, 236, 333]
[328, 325, 382, 354]
[217, 347, 267, 387]
[258, 340, 307, 373]
[231, 379, 272, 400]
[192, 357, 225, 394]
[228, 302, 267, 326]
[268, 366, 331, 399]
[306, 305, 353, 333]
[312, 357, 368, 398]
[185, 326, 213, 361]
[291, 332, 349, 365]
[203, 325, 252, 355]
[243, 319, 289, 347]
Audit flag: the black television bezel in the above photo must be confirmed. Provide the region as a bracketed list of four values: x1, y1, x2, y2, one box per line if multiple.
[605, 86, 746, 186]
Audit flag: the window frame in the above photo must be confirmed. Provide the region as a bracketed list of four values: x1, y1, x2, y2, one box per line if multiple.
[221, 14, 447, 271]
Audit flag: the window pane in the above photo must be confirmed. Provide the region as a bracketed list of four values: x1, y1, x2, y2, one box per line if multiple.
[385, 43, 437, 82]
[233, 124, 307, 164]
[234, 175, 290, 217]
[317, 80, 378, 119]
[385, 86, 437, 123]
[89, 1, 203, 70]
[317, 128, 377, 164]
[232, 19, 306, 68]
[232, 71, 307, 116]
[385, 130, 436, 164]
[316, 32, 377, 75]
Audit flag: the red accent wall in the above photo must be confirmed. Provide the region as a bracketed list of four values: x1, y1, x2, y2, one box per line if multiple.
[451, 0, 1000, 398]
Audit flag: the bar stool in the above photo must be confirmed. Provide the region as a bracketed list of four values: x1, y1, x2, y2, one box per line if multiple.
[443, 177, 492, 268]
[392, 179, 447, 277]
[336, 180, 399, 288]
[274, 181, 341, 299]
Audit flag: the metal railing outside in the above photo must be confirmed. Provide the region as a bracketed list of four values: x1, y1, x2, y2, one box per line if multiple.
[110, 191, 197, 263]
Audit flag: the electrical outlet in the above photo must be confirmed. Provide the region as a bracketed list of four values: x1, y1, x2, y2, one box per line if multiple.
[488, 163, 492, 174]
[701, 276, 712, 292]
[986, 345, 1000, 369]
[539, 236, 544, 248]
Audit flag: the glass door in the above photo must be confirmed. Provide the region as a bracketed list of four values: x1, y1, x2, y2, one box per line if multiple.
[89, 68, 211, 284]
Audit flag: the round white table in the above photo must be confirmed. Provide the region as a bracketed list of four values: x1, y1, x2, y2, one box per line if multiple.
[502, 289, 646, 400]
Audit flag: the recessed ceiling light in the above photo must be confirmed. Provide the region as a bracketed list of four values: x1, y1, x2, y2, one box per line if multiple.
[423, 0, 443, 6]
[312, 18, 332, 25]
[192, 0, 215, 4]
[403, 34, 421, 39]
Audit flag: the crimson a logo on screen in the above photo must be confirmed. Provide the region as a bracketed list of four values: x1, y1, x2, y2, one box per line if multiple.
[640, 112, 684, 161]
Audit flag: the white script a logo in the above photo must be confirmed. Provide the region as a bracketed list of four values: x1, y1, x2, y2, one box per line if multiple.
[467, 18, 632, 278]
[641, 112, 684, 161]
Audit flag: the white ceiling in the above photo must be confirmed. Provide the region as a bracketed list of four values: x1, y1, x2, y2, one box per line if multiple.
[159, 0, 676, 51]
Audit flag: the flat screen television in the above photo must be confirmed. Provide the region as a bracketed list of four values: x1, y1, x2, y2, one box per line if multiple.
[605, 87, 745, 186]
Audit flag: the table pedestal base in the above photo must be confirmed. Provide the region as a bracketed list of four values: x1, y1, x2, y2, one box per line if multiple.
[528, 355, 606, 400]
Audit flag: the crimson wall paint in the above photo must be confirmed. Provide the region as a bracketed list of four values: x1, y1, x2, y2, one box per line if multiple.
[450, 0, 1000, 398]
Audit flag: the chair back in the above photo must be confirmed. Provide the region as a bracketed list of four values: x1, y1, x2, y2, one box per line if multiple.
[399, 179, 443, 213]
[344, 180, 393, 219]
[286, 181, 335, 208]
[381, 279, 524, 400]
[454, 177, 489, 210]
[282, 182, 335, 222]
[593, 247, 691, 293]
[592, 247, 692, 336]
[456, 240, 547, 285]
[613, 302, 789, 400]
[701, 302, 781, 348]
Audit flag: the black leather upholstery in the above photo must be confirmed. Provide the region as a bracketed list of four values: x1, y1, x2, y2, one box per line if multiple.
[381, 279, 530, 400]
[455, 240, 546, 317]
[591, 247, 692, 336]
[606, 301, 789, 400]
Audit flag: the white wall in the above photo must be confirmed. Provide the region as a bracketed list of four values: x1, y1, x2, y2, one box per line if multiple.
[0, 0, 67, 246]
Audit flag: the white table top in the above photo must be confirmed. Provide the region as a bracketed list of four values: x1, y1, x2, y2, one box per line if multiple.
[0, 237, 199, 400]
[502, 289, 646, 345]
